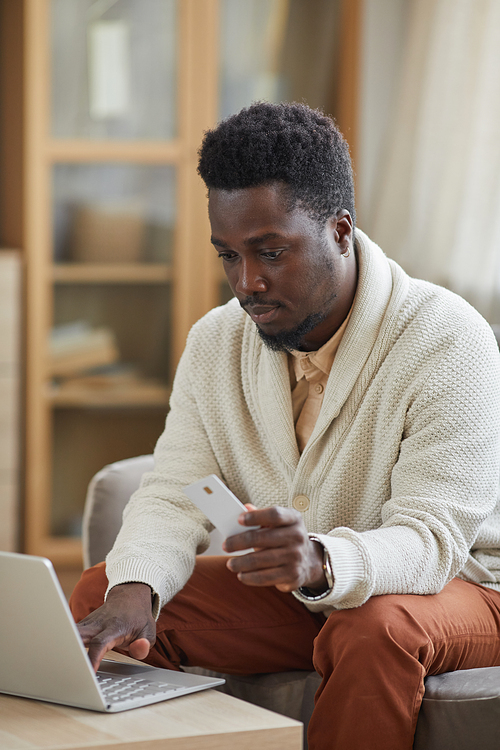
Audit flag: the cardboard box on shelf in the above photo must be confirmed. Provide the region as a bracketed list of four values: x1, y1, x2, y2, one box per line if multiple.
[70, 204, 145, 263]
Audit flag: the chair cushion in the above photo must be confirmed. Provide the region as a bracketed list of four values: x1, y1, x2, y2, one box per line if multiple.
[82, 454, 154, 568]
[414, 666, 500, 750]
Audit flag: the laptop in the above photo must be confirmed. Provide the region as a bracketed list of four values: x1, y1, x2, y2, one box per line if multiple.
[0, 551, 225, 712]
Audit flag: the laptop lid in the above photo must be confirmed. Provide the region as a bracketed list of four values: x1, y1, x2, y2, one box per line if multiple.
[0, 551, 107, 711]
[0, 551, 224, 712]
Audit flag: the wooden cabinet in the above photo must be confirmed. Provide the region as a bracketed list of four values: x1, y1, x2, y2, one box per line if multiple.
[21, 0, 220, 565]
[1, 0, 359, 566]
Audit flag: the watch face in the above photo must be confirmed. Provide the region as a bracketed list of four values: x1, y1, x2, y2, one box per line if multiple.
[322, 548, 334, 590]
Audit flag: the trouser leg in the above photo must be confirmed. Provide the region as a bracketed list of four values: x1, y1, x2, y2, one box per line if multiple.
[70, 557, 325, 673]
[309, 578, 500, 750]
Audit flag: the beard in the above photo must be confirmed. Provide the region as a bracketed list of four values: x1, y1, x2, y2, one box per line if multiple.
[256, 310, 329, 352]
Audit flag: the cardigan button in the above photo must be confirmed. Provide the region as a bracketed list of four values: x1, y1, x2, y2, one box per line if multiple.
[292, 495, 310, 512]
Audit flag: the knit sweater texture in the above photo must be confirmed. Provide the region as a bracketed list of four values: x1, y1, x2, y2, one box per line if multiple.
[106, 229, 500, 617]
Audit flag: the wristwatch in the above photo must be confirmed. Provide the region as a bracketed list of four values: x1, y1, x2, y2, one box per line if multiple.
[297, 537, 334, 601]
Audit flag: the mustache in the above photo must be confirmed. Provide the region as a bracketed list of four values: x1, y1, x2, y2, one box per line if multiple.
[239, 296, 283, 309]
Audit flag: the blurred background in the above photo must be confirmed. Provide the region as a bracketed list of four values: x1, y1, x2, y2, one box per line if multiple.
[0, 0, 499, 583]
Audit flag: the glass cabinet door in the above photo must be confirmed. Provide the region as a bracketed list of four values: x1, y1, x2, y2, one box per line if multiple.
[52, 163, 176, 264]
[51, 0, 177, 140]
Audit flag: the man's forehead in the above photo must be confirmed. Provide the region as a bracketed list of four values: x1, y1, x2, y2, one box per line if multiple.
[210, 211, 317, 252]
[208, 189, 332, 252]
[208, 183, 289, 207]
[207, 183, 309, 229]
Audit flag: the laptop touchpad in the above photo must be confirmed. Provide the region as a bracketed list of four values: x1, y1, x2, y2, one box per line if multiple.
[98, 660, 154, 676]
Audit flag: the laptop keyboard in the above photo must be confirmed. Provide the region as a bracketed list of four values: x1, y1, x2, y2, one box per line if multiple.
[97, 673, 183, 703]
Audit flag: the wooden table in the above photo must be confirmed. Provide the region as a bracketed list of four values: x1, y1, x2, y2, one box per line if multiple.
[0, 654, 302, 750]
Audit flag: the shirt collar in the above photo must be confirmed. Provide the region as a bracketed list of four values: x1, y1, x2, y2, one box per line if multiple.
[289, 305, 353, 382]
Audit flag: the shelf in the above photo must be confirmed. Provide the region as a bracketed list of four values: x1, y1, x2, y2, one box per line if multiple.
[33, 536, 83, 568]
[47, 139, 182, 163]
[47, 382, 171, 408]
[52, 263, 172, 284]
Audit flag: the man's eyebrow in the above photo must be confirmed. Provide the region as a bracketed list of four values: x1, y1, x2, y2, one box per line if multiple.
[211, 236, 231, 249]
[244, 232, 285, 246]
[211, 233, 286, 248]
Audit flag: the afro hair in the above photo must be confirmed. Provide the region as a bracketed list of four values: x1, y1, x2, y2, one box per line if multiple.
[197, 101, 356, 227]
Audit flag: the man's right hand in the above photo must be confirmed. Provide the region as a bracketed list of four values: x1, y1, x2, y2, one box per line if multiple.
[76, 582, 156, 672]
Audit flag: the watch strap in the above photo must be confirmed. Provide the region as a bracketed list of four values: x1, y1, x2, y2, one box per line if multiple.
[297, 536, 334, 601]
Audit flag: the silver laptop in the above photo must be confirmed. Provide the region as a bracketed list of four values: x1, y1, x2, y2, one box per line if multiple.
[0, 551, 224, 712]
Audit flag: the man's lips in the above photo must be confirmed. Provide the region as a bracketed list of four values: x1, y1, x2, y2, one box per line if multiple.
[244, 304, 281, 325]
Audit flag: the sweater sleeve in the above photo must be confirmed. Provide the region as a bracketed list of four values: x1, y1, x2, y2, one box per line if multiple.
[296, 321, 500, 612]
[105, 323, 223, 616]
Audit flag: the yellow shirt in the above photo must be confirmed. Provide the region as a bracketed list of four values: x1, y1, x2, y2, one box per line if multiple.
[289, 309, 352, 453]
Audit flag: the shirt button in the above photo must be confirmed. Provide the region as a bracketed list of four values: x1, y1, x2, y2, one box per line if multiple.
[314, 383, 324, 394]
[292, 495, 310, 512]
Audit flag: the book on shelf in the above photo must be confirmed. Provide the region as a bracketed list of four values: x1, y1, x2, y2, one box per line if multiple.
[48, 321, 119, 377]
[48, 361, 170, 405]
[48, 324, 170, 404]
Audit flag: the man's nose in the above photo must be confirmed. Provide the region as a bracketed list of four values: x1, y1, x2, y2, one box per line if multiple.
[234, 258, 268, 296]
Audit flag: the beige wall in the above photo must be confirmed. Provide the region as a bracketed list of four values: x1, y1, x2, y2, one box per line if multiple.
[0, 250, 21, 550]
[357, 0, 409, 228]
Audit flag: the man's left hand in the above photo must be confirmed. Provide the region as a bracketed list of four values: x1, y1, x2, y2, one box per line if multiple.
[223, 506, 328, 593]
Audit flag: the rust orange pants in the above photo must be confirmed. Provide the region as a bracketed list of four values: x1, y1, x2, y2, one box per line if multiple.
[70, 557, 500, 750]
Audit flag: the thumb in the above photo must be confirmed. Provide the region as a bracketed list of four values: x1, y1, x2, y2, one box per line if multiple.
[127, 637, 151, 661]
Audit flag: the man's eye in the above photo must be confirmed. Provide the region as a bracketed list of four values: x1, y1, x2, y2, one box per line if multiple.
[262, 250, 283, 260]
[218, 253, 236, 261]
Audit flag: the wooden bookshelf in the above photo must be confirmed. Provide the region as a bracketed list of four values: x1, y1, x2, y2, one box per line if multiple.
[18, 0, 219, 565]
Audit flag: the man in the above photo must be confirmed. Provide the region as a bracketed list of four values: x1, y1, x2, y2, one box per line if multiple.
[71, 102, 500, 750]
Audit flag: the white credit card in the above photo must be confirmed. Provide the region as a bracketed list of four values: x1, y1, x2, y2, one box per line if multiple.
[183, 475, 259, 549]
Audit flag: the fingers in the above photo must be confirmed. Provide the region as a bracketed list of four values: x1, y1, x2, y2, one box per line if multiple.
[76, 595, 156, 672]
[85, 625, 155, 672]
[227, 546, 307, 590]
[86, 626, 125, 672]
[224, 506, 326, 591]
[77, 612, 111, 646]
[238, 505, 301, 530]
[231, 562, 301, 591]
[224, 508, 306, 554]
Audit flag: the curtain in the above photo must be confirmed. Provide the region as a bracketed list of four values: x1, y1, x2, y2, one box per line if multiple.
[219, 0, 340, 120]
[368, 0, 500, 322]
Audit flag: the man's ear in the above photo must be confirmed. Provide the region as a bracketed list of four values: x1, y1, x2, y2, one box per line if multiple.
[328, 210, 353, 249]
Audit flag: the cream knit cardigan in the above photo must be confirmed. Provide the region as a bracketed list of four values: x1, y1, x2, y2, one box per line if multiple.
[106, 230, 500, 616]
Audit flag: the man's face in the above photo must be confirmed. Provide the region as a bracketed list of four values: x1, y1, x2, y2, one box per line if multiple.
[208, 183, 356, 352]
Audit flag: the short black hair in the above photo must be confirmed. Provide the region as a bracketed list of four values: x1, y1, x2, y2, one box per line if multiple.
[197, 101, 356, 227]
